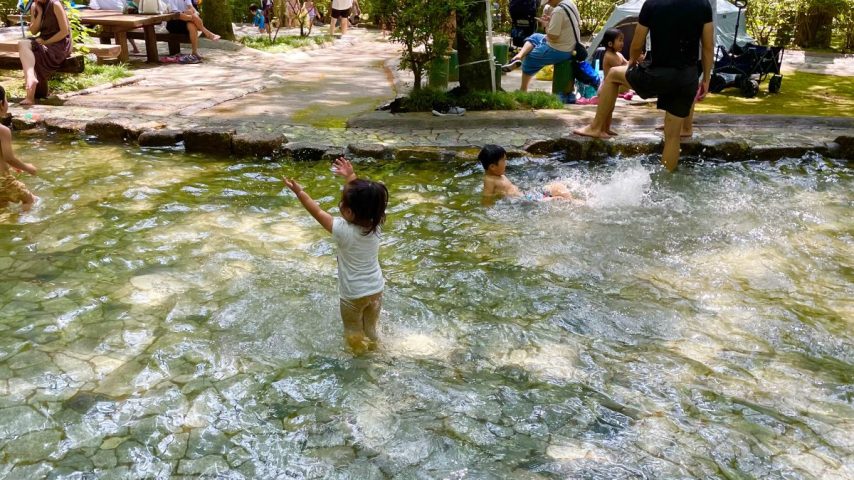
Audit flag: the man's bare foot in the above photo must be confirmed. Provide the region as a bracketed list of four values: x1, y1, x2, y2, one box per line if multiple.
[19, 99, 35, 106]
[573, 126, 611, 139]
[607, 130, 619, 136]
[208, 33, 221, 41]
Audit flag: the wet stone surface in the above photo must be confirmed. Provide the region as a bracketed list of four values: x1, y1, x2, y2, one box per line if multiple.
[0, 137, 852, 478]
[138, 129, 183, 148]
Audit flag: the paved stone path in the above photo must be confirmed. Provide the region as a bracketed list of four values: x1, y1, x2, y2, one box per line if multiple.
[4, 27, 854, 158]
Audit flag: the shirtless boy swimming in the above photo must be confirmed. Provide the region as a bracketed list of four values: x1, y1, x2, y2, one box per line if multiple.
[479, 144, 572, 202]
[0, 87, 38, 212]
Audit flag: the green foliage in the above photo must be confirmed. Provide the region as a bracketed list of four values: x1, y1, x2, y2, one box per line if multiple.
[747, 0, 800, 46]
[696, 70, 854, 117]
[384, 0, 463, 91]
[833, 0, 854, 51]
[239, 34, 332, 52]
[2, 62, 132, 98]
[574, 0, 615, 37]
[402, 87, 564, 112]
[63, 0, 91, 47]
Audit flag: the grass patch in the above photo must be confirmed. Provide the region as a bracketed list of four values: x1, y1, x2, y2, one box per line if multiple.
[696, 70, 854, 117]
[403, 88, 564, 112]
[239, 35, 333, 53]
[1, 62, 132, 99]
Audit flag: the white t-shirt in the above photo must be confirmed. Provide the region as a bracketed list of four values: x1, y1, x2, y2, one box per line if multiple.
[546, 0, 580, 53]
[89, 0, 126, 10]
[331, 0, 353, 10]
[332, 217, 384, 300]
[166, 0, 193, 13]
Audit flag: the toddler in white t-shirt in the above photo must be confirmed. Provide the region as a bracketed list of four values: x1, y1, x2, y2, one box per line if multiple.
[284, 157, 389, 353]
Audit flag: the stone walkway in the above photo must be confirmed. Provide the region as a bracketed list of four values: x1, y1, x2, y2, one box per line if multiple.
[5, 28, 854, 160]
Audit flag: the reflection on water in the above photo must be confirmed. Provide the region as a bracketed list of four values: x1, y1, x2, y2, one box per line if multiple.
[0, 137, 852, 478]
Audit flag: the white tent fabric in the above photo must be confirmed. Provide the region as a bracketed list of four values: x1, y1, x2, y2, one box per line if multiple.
[587, 0, 755, 58]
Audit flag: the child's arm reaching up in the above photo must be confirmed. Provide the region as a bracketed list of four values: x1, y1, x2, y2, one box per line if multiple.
[283, 177, 333, 233]
[332, 157, 357, 183]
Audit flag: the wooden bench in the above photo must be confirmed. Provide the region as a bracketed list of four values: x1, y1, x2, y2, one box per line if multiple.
[0, 52, 85, 73]
[0, 39, 122, 62]
[99, 29, 192, 56]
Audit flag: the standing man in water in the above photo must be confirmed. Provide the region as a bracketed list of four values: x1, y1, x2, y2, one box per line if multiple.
[574, 0, 714, 171]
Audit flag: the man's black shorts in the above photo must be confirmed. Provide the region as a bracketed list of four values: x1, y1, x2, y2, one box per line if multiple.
[331, 8, 351, 18]
[626, 64, 699, 118]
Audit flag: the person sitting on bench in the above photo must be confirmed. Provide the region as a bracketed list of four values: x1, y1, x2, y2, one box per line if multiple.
[164, 0, 220, 59]
[17, 0, 71, 105]
[501, 0, 580, 92]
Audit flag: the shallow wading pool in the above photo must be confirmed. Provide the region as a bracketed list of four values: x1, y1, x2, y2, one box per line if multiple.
[0, 137, 852, 478]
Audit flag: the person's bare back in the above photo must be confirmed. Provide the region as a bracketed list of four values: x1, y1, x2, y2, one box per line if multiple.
[479, 145, 573, 203]
[483, 172, 521, 198]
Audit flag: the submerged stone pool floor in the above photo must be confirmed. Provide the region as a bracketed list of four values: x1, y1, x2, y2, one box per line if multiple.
[0, 139, 851, 478]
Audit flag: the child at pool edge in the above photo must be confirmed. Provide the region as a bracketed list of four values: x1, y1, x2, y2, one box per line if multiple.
[283, 157, 389, 353]
[0, 86, 39, 212]
[479, 145, 572, 202]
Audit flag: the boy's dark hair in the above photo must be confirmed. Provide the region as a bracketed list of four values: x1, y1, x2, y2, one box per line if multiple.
[601, 29, 623, 50]
[341, 179, 389, 236]
[249, 3, 258, 11]
[478, 144, 506, 170]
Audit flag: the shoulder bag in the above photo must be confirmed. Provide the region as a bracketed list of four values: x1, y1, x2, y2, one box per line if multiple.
[558, 3, 587, 61]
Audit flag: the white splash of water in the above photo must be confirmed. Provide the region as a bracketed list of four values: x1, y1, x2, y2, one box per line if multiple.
[572, 164, 653, 208]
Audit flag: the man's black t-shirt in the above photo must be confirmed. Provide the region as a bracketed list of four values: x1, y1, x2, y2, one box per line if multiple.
[639, 0, 713, 68]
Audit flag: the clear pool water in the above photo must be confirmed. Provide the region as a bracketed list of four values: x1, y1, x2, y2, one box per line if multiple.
[0, 137, 852, 479]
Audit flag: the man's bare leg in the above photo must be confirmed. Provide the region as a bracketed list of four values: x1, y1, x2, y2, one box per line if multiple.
[180, 12, 219, 40]
[661, 111, 685, 171]
[656, 102, 695, 137]
[574, 65, 629, 139]
[520, 73, 534, 92]
[188, 23, 200, 57]
[509, 41, 534, 63]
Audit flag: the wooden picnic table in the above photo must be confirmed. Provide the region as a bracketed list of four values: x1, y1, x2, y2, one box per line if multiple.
[79, 10, 179, 63]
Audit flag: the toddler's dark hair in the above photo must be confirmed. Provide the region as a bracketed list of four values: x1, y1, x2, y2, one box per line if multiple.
[601, 29, 623, 50]
[478, 144, 506, 170]
[341, 179, 389, 236]
[0, 86, 6, 105]
[249, 3, 258, 11]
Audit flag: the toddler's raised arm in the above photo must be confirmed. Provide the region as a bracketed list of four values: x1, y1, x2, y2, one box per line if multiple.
[283, 178, 333, 233]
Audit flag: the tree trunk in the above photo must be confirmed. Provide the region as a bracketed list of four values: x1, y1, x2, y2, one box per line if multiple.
[795, 5, 835, 49]
[456, 1, 492, 92]
[413, 68, 423, 91]
[201, 0, 235, 41]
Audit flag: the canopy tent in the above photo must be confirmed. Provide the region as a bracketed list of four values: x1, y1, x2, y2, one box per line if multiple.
[586, 0, 755, 58]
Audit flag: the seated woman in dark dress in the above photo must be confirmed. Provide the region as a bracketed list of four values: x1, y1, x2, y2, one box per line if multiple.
[17, 0, 72, 105]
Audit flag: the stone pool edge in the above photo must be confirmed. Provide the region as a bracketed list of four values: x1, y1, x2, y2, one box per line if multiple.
[10, 114, 854, 162]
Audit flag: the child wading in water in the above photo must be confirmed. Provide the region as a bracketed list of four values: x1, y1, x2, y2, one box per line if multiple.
[284, 157, 389, 352]
[577, 28, 636, 136]
[0, 87, 39, 211]
[480, 145, 572, 204]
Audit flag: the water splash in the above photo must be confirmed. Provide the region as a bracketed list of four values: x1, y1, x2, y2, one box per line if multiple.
[570, 163, 653, 208]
